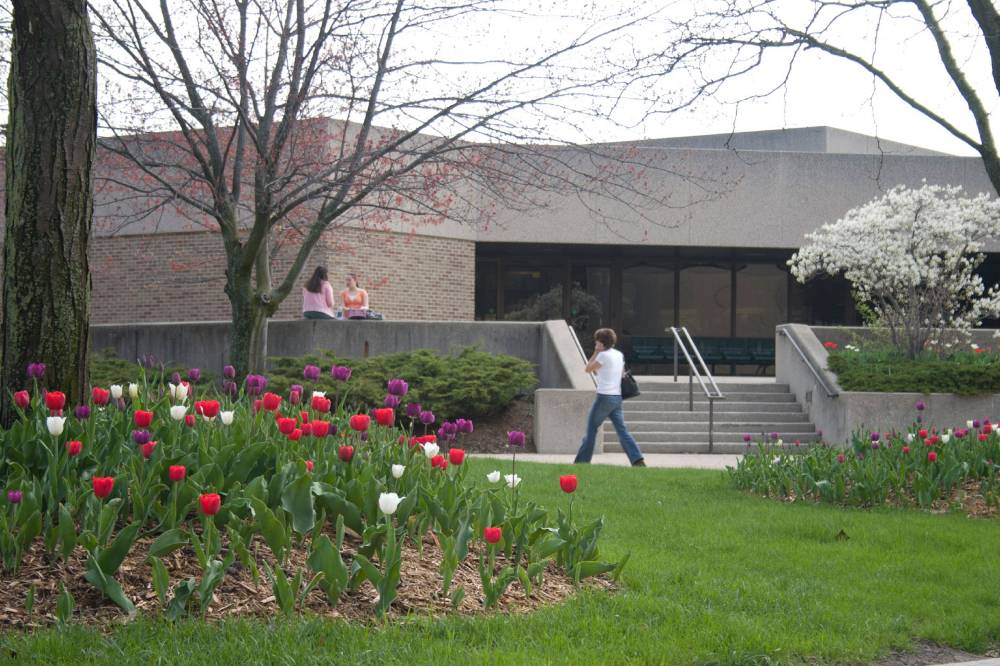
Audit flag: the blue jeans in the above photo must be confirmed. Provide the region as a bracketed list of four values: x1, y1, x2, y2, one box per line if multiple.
[575, 394, 644, 464]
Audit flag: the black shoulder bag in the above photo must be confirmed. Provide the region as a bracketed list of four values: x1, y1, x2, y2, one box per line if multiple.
[621, 369, 640, 400]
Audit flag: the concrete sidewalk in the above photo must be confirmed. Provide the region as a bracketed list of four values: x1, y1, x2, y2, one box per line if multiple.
[475, 452, 741, 470]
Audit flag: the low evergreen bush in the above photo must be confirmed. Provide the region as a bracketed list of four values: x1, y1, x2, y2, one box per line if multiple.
[826, 345, 1000, 395]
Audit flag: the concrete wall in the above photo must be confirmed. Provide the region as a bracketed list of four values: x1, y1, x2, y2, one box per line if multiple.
[534, 389, 601, 454]
[91, 319, 590, 390]
[776, 324, 1000, 445]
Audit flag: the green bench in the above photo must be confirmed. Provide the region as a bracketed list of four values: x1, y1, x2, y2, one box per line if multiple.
[624, 336, 775, 374]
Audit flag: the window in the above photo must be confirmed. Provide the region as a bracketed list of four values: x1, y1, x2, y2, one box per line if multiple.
[735, 264, 788, 337]
[679, 265, 731, 337]
[623, 265, 674, 336]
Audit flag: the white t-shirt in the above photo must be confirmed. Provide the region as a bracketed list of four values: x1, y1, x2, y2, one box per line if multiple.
[594, 348, 625, 395]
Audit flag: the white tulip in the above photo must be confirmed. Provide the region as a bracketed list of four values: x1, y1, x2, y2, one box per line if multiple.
[170, 405, 187, 421]
[46, 416, 66, 436]
[128, 383, 139, 399]
[504, 473, 521, 488]
[110, 384, 123, 400]
[905, 433, 914, 443]
[941, 434, 951, 444]
[486, 470, 501, 483]
[220, 411, 234, 425]
[423, 442, 440, 458]
[391, 464, 405, 479]
[993, 423, 1000, 433]
[967, 420, 975, 429]
[175, 383, 188, 402]
[378, 492, 404, 515]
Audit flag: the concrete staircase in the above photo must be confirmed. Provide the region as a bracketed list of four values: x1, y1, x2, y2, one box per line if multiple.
[603, 377, 818, 454]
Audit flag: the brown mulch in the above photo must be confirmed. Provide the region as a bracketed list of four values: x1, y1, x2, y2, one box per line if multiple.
[775, 478, 1000, 518]
[0, 526, 607, 630]
[871, 639, 998, 665]
[459, 397, 535, 453]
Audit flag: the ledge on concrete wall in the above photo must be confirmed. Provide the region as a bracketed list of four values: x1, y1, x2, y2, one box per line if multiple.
[91, 318, 590, 390]
[777, 323, 1000, 445]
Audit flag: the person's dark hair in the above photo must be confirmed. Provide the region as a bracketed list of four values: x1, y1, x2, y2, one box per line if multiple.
[305, 266, 328, 293]
[594, 328, 617, 348]
[346, 272, 361, 288]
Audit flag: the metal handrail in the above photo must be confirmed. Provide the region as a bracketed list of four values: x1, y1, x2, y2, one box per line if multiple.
[668, 326, 725, 452]
[777, 325, 839, 398]
[568, 324, 597, 387]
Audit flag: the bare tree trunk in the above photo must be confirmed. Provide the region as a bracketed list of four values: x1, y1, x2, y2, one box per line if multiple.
[1, 0, 96, 424]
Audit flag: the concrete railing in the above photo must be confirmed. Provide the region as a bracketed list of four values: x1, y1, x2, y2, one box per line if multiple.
[776, 324, 1000, 446]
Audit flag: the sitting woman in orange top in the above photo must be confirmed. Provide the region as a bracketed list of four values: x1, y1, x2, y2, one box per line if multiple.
[340, 273, 369, 317]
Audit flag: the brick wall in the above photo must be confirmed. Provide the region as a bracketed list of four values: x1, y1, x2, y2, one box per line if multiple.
[89, 228, 475, 324]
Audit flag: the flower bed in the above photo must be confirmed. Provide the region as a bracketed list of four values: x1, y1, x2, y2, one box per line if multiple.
[824, 343, 1000, 395]
[0, 364, 622, 627]
[730, 410, 1000, 512]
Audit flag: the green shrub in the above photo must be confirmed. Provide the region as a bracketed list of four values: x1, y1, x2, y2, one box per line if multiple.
[266, 347, 536, 420]
[827, 345, 1000, 395]
[89, 349, 206, 388]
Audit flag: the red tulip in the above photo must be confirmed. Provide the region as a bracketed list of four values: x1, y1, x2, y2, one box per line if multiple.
[902, 446, 910, 455]
[338, 445, 354, 462]
[449, 448, 465, 466]
[927, 451, 938, 462]
[918, 428, 928, 438]
[169, 465, 186, 482]
[65, 440, 82, 457]
[311, 420, 330, 437]
[262, 392, 282, 411]
[417, 434, 437, 444]
[134, 410, 153, 428]
[311, 394, 331, 413]
[289, 390, 301, 405]
[559, 475, 577, 493]
[836, 453, 845, 463]
[199, 493, 222, 515]
[431, 454, 447, 469]
[253, 399, 262, 413]
[979, 433, 989, 442]
[46, 391, 66, 412]
[185, 414, 196, 427]
[301, 423, 313, 437]
[92, 476, 114, 499]
[288, 428, 302, 441]
[305, 459, 314, 472]
[483, 527, 502, 544]
[91, 387, 110, 406]
[277, 417, 297, 435]
[349, 414, 370, 432]
[142, 441, 157, 459]
[202, 400, 221, 418]
[13, 390, 30, 410]
[373, 408, 394, 427]
[300, 410, 310, 424]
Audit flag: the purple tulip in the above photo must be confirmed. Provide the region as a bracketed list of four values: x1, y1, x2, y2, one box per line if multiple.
[172, 372, 182, 386]
[303, 365, 321, 382]
[419, 410, 435, 425]
[915, 400, 926, 411]
[245, 374, 267, 396]
[7, 490, 22, 504]
[26, 362, 46, 380]
[770, 432, 780, 441]
[456, 418, 474, 434]
[133, 429, 151, 445]
[329, 423, 338, 437]
[405, 402, 422, 419]
[742, 433, 752, 443]
[443, 421, 458, 437]
[223, 380, 238, 397]
[331, 366, 352, 381]
[360, 432, 368, 442]
[507, 430, 526, 447]
[387, 379, 409, 396]
[291, 384, 303, 395]
[437, 426, 455, 442]
[223, 365, 237, 380]
[871, 441, 880, 450]
[74, 405, 91, 420]
[974, 419, 982, 429]
[870, 432, 880, 442]
[383, 394, 402, 408]
[188, 368, 202, 383]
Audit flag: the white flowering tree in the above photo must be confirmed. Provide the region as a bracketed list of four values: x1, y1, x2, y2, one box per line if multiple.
[789, 184, 1000, 358]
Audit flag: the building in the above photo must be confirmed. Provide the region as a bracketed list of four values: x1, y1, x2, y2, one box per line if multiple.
[29, 125, 1000, 372]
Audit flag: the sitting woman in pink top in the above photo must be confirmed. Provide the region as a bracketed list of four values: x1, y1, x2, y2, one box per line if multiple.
[302, 266, 337, 319]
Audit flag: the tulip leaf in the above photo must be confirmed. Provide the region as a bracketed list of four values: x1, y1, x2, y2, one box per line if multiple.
[315, 491, 363, 534]
[306, 534, 349, 605]
[395, 492, 419, 524]
[84, 554, 135, 614]
[149, 556, 170, 605]
[148, 528, 189, 558]
[97, 498, 123, 546]
[250, 498, 289, 563]
[16, 510, 42, 551]
[197, 559, 227, 615]
[352, 553, 383, 586]
[165, 579, 196, 621]
[573, 560, 617, 582]
[55, 581, 74, 624]
[98, 522, 141, 576]
[532, 535, 566, 560]
[281, 473, 316, 535]
[57, 504, 77, 560]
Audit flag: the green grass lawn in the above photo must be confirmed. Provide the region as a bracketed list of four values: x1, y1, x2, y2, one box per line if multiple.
[3, 458, 999, 665]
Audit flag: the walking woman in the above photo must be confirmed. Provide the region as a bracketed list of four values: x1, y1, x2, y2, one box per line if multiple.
[575, 328, 645, 466]
[302, 266, 337, 319]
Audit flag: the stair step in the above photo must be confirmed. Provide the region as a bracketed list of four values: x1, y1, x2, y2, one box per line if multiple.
[620, 410, 811, 423]
[605, 431, 820, 443]
[635, 381, 791, 393]
[626, 401, 804, 413]
[604, 441, 817, 455]
[637, 392, 796, 402]
[607, 420, 814, 434]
